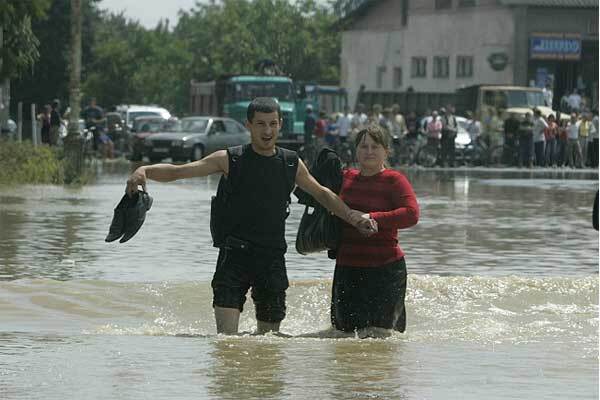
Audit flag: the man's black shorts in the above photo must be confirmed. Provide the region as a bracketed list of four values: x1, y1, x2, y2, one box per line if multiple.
[211, 245, 288, 323]
[331, 258, 407, 333]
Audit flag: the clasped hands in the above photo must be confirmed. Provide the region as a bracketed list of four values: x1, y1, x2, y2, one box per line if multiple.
[348, 210, 378, 237]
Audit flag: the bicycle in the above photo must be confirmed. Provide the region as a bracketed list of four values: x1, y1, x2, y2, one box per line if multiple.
[416, 137, 441, 167]
[463, 136, 517, 167]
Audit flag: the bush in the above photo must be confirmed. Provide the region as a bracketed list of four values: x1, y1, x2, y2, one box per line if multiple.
[0, 140, 64, 184]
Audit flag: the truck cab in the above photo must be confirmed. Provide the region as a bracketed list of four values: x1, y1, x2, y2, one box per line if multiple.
[457, 85, 561, 121]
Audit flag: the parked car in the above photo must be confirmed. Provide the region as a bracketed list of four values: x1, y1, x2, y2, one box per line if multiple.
[144, 116, 251, 163]
[1, 118, 17, 137]
[116, 105, 171, 131]
[129, 116, 174, 161]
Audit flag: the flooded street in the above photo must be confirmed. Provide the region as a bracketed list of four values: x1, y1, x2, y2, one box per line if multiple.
[0, 165, 598, 399]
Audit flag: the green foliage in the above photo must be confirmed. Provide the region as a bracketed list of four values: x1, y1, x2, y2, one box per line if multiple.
[176, 0, 340, 82]
[0, 140, 64, 184]
[0, 0, 51, 79]
[12, 0, 341, 116]
[11, 0, 100, 112]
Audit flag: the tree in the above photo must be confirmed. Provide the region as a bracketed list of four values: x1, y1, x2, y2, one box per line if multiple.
[10, 0, 101, 115]
[0, 0, 50, 79]
[175, 0, 340, 83]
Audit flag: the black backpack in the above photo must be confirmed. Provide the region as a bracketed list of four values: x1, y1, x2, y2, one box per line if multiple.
[210, 145, 298, 248]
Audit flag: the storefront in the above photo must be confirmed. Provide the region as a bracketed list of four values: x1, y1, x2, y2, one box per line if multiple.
[527, 31, 598, 110]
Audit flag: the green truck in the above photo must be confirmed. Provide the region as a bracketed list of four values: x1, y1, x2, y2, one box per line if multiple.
[189, 75, 348, 151]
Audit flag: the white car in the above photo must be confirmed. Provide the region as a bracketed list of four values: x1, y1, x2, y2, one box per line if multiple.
[116, 105, 171, 130]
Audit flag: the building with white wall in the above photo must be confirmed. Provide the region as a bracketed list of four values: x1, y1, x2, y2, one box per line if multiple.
[336, 0, 598, 110]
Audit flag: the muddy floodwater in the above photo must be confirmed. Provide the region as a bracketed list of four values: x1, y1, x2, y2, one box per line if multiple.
[1, 166, 597, 400]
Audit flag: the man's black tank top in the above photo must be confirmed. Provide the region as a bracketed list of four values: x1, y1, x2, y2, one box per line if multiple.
[229, 145, 293, 252]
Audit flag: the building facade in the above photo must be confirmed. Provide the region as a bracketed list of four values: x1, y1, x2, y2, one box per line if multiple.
[337, 0, 598, 109]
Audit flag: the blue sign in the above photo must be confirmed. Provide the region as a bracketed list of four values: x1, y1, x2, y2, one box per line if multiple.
[530, 34, 581, 60]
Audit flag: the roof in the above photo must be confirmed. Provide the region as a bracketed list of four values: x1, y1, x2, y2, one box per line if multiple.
[228, 75, 292, 83]
[478, 85, 544, 92]
[334, 0, 596, 21]
[499, 0, 597, 7]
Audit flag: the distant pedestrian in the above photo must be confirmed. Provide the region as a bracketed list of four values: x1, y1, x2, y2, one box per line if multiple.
[303, 105, 316, 146]
[557, 119, 569, 167]
[568, 90, 582, 114]
[49, 99, 62, 146]
[391, 104, 407, 137]
[543, 83, 554, 107]
[544, 114, 559, 167]
[532, 109, 548, 167]
[337, 105, 352, 143]
[315, 111, 328, 148]
[82, 97, 105, 151]
[579, 112, 591, 166]
[566, 113, 583, 168]
[504, 112, 520, 166]
[519, 113, 534, 168]
[440, 106, 457, 167]
[590, 110, 599, 167]
[38, 104, 52, 145]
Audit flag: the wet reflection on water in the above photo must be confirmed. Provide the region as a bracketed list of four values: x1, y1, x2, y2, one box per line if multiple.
[0, 167, 597, 281]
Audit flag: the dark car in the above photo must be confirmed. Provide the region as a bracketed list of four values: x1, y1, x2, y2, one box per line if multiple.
[144, 116, 250, 163]
[129, 116, 175, 161]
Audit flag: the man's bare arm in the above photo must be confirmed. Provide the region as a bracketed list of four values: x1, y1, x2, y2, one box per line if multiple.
[294, 159, 376, 235]
[126, 150, 228, 195]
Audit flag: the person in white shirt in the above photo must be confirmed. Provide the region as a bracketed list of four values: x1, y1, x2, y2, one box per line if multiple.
[543, 83, 554, 107]
[566, 113, 583, 168]
[350, 103, 368, 142]
[568, 90, 582, 113]
[337, 105, 352, 143]
[466, 111, 482, 143]
[532, 109, 548, 166]
[591, 112, 599, 167]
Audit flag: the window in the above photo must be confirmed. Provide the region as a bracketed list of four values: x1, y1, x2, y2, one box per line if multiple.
[456, 56, 474, 78]
[224, 120, 240, 134]
[394, 67, 403, 89]
[433, 56, 449, 78]
[376, 66, 387, 89]
[401, 0, 408, 26]
[411, 57, 427, 78]
[435, 0, 452, 9]
[209, 120, 226, 134]
[458, 0, 475, 6]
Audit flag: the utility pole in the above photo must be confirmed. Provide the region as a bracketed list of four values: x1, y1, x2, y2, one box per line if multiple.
[0, 24, 7, 134]
[64, 0, 83, 183]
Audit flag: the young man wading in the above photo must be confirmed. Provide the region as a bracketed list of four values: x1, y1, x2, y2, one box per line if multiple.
[126, 97, 377, 335]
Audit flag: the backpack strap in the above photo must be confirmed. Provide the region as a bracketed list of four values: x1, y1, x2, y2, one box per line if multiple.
[278, 147, 298, 219]
[279, 147, 299, 195]
[225, 144, 245, 193]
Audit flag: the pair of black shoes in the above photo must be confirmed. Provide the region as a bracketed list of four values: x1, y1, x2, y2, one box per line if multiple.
[105, 191, 153, 243]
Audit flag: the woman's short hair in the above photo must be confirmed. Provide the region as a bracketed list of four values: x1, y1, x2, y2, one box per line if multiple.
[354, 125, 390, 150]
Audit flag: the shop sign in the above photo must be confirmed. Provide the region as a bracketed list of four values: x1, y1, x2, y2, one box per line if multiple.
[530, 33, 581, 60]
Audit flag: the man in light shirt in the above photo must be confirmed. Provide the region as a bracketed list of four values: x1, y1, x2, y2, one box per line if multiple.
[591, 110, 599, 167]
[568, 90, 582, 113]
[337, 105, 352, 143]
[543, 83, 554, 107]
[578, 112, 591, 166]
[566, 113, 583, 168]
[532, 109, 548, 167]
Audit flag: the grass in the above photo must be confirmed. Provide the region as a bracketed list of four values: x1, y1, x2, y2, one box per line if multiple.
[0, 140, 65, 184]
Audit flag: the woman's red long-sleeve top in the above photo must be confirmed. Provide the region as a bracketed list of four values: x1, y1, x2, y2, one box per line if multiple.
[336, 168, 419, 267]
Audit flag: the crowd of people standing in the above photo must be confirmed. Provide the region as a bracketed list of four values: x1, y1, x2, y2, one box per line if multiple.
[304, 99, 599, 169]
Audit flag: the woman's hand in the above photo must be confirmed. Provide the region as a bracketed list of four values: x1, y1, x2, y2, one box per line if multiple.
[348, 210, 378, 236]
